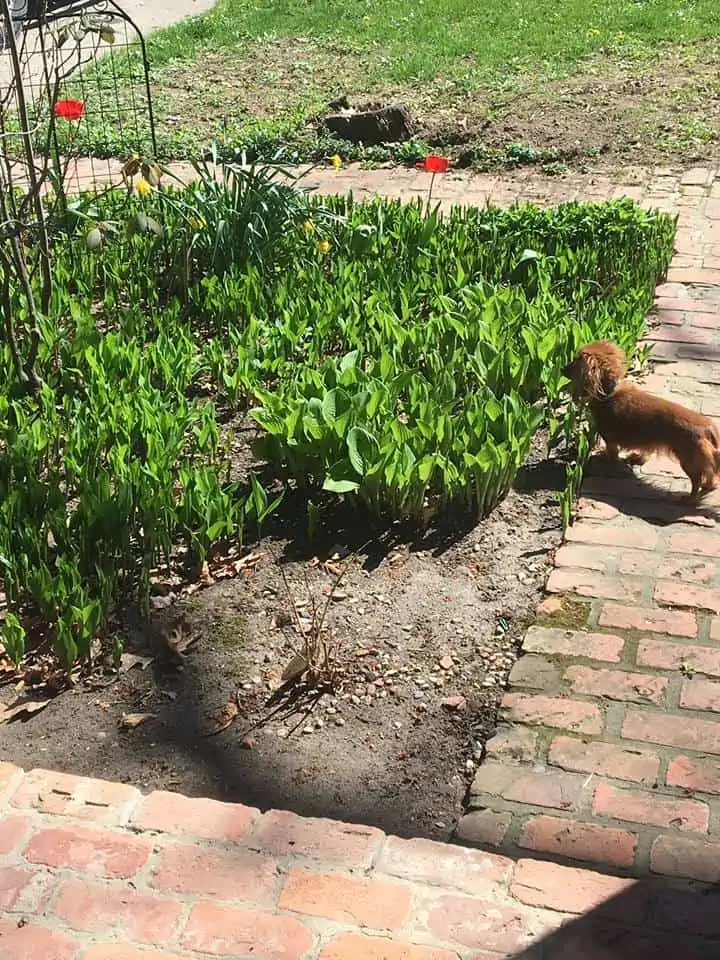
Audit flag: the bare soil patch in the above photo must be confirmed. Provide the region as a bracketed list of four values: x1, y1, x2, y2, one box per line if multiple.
[0, 434, 562, 840]
[154, 38, 720, 170]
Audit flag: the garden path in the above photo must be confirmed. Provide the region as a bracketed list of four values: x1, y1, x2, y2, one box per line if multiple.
[3, 161, 720, 957]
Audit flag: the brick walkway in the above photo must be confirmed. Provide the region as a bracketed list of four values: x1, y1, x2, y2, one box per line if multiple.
[3, 160, 720, 953]
[1, 763, 719, 959]
[303, 159, 720, 885]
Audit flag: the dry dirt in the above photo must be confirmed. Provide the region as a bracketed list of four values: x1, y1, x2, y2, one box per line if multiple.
[0, 435, 563, 840]
[154, 38, 720, 170]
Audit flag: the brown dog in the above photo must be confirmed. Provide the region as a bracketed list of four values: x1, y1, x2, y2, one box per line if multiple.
[563, 340, 720, 498]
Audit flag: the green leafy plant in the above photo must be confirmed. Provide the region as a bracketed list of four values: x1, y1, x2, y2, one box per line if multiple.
[0, 162, 675, 674]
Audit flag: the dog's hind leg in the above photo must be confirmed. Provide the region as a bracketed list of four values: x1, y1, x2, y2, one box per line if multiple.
[680, 461, 704, 500]
[599, 439, 620, 461]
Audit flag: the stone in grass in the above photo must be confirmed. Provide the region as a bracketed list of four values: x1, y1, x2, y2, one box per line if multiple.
[323, 101, 414, 146]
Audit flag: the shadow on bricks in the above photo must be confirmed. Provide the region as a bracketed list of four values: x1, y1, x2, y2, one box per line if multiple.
[510, 874, 720, 959]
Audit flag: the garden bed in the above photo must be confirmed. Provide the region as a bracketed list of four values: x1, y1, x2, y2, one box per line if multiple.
[0, 433, 560, 839]
[0, 167, 674, 835]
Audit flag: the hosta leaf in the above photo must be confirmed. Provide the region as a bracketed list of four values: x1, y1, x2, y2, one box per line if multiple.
[347, 427, 379, 476]
[322, 387, 351, 422]
[323, 477, 360, 493]
[340, 350, 359, 372]
[323, 459, 360, 493]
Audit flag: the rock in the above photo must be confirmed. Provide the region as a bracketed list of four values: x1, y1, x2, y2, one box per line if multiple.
[441, 695, 466, 711]
[323, 103, 414, 146]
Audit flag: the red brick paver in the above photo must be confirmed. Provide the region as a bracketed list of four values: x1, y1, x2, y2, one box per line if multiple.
[456, 161, 720, 885]
[0, 762, 717, 958]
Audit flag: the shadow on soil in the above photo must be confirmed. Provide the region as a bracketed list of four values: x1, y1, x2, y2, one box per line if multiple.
[1, 443, 563, 841]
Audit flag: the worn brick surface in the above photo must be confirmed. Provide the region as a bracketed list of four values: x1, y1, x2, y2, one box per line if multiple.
[519, 815, 638, 868]
[500, 693, 604, 734]
[622, 709, 720, 754]
[424, 893, 555, 954]
[0, 815, 30, 854]
[546, 569, 643, 602]
[318, 934, 458, 960]
[592, 783, 709, 833]
[82, 948, 185, 960]
[679, 677, 720, 711]
[453, 809, 512, 847]
[666, 755, 720, 794]
[0, 919, 79, 960]
[150, 843, 279, 902]
[133, 790, 257, 841]
[182, 903, 315, 959]
[0, 866, 41, 910]
[376, 835, 511, 894]
[598, 603, 698, 637]
[11, 769, 140, 823]
[510, 859, 639, 916]
[251, 809, 382, 866]
[650, 835, 720, 883]
[279, 868, 411, 930]
[53, 878, 183, 943]
[470, 761, 586, 812]
[547, 737, 659, 784]
[523, 627, 624, 662]
[563, 666, 667, 704]
[23, 824, 151, 878]
[637, 638, 720, 677]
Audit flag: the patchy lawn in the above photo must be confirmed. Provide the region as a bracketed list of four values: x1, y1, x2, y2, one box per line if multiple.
[112, 0, 720, 169]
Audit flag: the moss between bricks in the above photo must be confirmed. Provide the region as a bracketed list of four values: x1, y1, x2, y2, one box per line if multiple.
[535, 597, 591, 631]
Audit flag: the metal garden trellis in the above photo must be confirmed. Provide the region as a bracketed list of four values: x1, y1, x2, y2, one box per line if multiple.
[0, 0, 158, 389]
[1, 0, 157, 188]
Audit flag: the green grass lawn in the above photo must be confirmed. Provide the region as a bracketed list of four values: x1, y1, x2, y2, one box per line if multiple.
[69, 0, 720, 169]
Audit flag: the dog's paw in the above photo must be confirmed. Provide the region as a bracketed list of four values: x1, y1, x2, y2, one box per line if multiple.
[624, 452, 648, 467]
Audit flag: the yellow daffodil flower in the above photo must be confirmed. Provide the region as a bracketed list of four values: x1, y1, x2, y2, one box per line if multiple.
[330, 154, 342, 169]
[316, 239, 330, 254]
[135, 177, 151, 195]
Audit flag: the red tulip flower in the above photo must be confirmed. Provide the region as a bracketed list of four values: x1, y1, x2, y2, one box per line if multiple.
[417, 155, 450, 212]
[419, 155, 450, 173]
[54, 99, 85, 121]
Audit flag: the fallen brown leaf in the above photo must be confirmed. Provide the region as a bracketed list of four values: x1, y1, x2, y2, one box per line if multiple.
[120, 712, 156, 730]
[204, 699, 239, 736]
[119, 653, 154, 674]
[234, 551, 263, 572]
[0, 698, 50, 723]
[199, 561, 214, 586]
[282, 653, 308, 682]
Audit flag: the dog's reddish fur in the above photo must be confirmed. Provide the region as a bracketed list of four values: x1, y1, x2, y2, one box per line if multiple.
[564, 340, 720, 498]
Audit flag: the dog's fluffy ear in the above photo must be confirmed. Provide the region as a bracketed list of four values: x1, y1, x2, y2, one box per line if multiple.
[577, 350, 620, 399]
